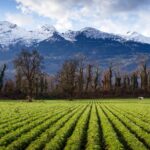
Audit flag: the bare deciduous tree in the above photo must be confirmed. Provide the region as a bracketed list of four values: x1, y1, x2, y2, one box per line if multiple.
[85, 64, 92, 92]
[14, 50, 43, 101]
[93, 66, 100, 92]
[58, 59, 78, 100]
[0, 64, 6, 93]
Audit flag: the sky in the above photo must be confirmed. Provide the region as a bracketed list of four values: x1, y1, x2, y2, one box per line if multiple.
[0, 0, 150, 36]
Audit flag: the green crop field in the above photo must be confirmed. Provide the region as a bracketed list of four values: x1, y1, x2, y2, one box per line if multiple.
[0, 99, 150, 150]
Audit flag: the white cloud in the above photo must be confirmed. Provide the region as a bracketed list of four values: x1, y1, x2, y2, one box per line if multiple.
[15, 0, 150, 35]
[5, 13, 34, 28]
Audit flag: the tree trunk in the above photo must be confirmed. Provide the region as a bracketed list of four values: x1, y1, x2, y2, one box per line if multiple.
[28, 80, 33, 102]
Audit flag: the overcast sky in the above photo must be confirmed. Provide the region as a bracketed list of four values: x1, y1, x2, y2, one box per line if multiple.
[0, 0, 150, 36]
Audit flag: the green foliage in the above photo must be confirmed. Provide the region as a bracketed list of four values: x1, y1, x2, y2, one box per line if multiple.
[0, 100, 150, 150]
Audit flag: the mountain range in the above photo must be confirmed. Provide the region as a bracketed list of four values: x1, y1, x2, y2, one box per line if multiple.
[0, 21, 150, 74]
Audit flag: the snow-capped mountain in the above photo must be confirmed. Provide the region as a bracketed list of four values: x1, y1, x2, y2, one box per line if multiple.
[0, 21, 150, 74]
[0, 21, 56, 49]
[80, 27, 119, 40]
[61, 30, 78, 41]
[62, 27, 125, 42]
[123, 31, 150, 44]
[0, 21, 150, 48]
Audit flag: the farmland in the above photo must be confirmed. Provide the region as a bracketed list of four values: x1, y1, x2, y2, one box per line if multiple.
[0, 100, 150, 150]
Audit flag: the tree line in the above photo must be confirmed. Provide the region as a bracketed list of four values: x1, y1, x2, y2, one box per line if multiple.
[0, 49, 150, 101]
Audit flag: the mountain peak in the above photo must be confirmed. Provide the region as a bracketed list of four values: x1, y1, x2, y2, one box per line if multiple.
[80, 27, 116, 39]
[0, 21, 17, 29]
[61, 30, 78, 41]
[0, 21, 150, 47]
[81, 27, 100, 32]
[126, 31, 142, 37]
[80, 27, 104, 35]
[124, 31, 150, 44]
[40, 25, 56, 33]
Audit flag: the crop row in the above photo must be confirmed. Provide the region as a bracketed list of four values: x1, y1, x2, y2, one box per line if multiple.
[86, 104, 101, 150]
[111, 105, 150, 124]
[43, 105, 91, 150]
[26, 105, 86, 150]
[0, 105, 77, 149]
[0, 106, 72, 139]
[63, 105, 91, 150]
[110, 106, 150, 133]
[101, 105, 147, 150]
[0, 101, 150, 150]
[105, 105, 150, 149]
[96, 105, 124, 150]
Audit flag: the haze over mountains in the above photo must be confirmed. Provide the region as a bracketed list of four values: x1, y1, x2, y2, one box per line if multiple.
[0, 21, 150, 74]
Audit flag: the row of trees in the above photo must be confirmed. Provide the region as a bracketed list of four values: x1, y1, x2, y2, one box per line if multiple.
[0, 50, 150, 100]
[54, 57, 150, 99]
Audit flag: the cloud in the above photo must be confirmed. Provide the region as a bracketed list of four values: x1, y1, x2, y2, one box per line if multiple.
[14, 0, 150, 35]
[5, 13, 34, 28]
[107, 0, 150, 12]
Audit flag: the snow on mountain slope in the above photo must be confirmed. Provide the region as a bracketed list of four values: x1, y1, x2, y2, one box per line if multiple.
[35, 25, 56, 39]
[0, 21, 56, 49]
[62, 27, 125, 42]
[0, 21, 150, 50]
[123, 31, 150, 44]
[1, 21, 150, 74]
[61, 30, 78, 41]
[80, 27, 113, 39]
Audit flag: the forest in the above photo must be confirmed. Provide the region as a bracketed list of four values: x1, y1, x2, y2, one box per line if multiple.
[0, 49, 150, 100]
